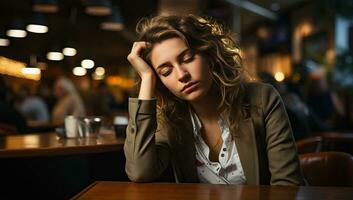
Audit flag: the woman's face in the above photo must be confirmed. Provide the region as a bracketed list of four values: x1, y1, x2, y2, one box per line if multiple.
[150, 37, 213, 102]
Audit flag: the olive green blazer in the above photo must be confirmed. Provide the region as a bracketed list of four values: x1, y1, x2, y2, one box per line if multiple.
[124, 82, 305, 185]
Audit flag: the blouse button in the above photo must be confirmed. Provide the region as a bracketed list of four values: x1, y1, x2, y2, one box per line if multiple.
[130, 127, 135, 133]
[223, 148, 227, 151]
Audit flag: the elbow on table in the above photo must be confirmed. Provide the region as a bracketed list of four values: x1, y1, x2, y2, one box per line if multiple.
[271, 176, 305, 186]
[125, 165, 158, 183]
[126, 171, 156, 183]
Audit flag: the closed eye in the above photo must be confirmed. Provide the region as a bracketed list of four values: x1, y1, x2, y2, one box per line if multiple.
[159, 66, 172, 77]
[183, 53, 195, 63]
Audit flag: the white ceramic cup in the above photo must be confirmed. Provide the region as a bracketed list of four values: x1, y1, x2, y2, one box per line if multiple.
[114, 116, 128, 138]
[114, 116, 128, 125]
[65, 115, 78, 138]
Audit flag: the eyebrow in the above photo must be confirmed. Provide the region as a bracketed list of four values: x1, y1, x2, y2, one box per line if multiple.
[156, 48, 190, 70]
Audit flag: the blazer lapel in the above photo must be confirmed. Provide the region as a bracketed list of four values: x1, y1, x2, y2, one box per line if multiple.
[234, 117, 260, 185]
[173, 114, 199, 183]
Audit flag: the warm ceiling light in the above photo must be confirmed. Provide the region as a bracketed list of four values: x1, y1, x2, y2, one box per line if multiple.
[101, 20, 124, 31]
[85, 7, 111, 16]
[0, 56, 35, 79]
[32, 0, 59, 13]
[100, 6, 124, 31]
[274, 71, 285, 82]
[27, 12, 49, 33]
[22, 67, 41, 75]
[92, 73, 104, 80]
[7, 18, 27, 38]
[6, 29, 27, 38]
[46, 52, 64, 61]
[85, 0, 112, 16]
[0, 38, 10, 46]
[63, 47, 77, 56]
[0, 57, 40, 80]
[81, 59, 95, 69]
[95, 67, 105, 76]
[6, 30, 27, 38]
[73, 67, 87, 76]
[26, 24, 48, 33]
[0, 30, 10, 46]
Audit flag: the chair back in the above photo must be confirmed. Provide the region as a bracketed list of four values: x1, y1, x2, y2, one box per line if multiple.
[321, 133, 353, 155]
[300, 152, 353, 186]
[296, 136, 323, 154]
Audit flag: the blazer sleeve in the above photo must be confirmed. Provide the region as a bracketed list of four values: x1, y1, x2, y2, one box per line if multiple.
[124, 98, 171, 182]
[261, 85, 305, 185]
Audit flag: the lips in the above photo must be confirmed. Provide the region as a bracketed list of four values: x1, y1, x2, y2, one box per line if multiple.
[181, 81, 198, 93]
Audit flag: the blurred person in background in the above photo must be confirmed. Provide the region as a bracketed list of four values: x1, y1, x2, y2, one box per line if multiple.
[52, 77, 86, 125]
[258, 72, 312, 140]
[15, 86, 50, 123]
[38, 80, 57, 114]
[306, 66, 345, 131]
[0, 76, 28, 133]
[90, 81, 120, 116]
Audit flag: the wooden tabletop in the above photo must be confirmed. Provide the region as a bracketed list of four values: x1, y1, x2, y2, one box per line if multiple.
[0, 132, 124, 158]
[27, 120, 60, 133]
[72, 181, 353, 200]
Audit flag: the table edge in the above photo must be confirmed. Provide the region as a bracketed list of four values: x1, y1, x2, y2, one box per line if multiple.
[70, 181, 100, 200]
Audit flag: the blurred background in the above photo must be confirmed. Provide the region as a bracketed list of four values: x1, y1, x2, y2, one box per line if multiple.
[1, 1, 353, 199]
[0, 0, 352, 137]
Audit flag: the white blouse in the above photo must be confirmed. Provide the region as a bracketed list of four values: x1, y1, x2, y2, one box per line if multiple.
[189, 108, 247, 184]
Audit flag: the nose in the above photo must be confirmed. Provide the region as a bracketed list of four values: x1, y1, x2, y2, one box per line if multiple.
[176, 65, 190, 83]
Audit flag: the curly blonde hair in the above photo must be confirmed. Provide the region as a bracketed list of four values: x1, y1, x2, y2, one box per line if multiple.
[134, 15, 246, 134]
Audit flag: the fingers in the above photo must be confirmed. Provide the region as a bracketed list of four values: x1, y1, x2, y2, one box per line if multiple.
[132, 41, 150, 48]
[127, 41, 155, 77]
[128, 41, 150, 59]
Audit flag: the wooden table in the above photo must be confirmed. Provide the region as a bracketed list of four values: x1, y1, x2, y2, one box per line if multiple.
[0, 132, 124, 158]
[72, 181, 353, 200]
[27, 120, 60, 133]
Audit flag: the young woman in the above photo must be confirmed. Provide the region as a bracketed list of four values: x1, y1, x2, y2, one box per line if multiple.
[124, 15, 304, 185]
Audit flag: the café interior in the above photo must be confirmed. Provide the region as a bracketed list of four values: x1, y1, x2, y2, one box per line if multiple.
[0, 0, 353, 199]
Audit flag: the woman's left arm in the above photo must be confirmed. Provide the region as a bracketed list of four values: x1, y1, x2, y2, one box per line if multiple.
[261, 84, 305, 186]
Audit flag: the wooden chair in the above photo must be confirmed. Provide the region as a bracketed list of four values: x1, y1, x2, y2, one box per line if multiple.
[296, 136, 323, 154]
[297, 132, 353, 155]
[300, 152, 353, 186]
[320, 132, 353, 155]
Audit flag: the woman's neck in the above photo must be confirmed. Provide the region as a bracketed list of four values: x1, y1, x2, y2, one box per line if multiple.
[190, 89, 221, 122]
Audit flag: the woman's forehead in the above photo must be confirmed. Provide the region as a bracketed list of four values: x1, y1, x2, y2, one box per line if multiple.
[150, 37, 189, 68]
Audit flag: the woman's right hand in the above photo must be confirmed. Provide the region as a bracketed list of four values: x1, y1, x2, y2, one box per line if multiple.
[127, 41, 155, 80]
[127, 41, 156, 99]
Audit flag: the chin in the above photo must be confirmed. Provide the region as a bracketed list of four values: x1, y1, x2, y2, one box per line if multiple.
[178, 90, 207, 102]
